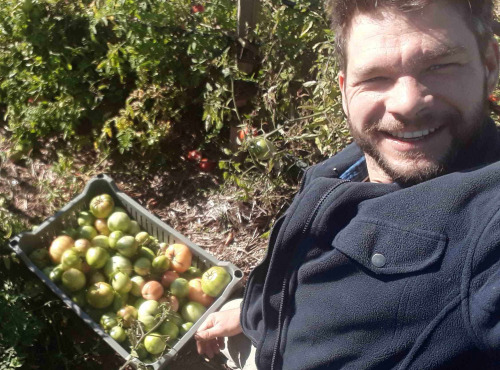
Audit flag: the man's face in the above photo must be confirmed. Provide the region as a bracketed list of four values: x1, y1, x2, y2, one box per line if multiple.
[338, 3, 499, 184]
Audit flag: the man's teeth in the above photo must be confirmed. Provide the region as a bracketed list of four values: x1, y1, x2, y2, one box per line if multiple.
[391, 127, 437, 139]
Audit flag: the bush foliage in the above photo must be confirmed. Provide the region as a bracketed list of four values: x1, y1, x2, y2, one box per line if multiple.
[0, 0, 348, 170]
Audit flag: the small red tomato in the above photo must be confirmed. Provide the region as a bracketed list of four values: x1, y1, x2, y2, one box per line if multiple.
[489, 94, 498, 102]
[191, 4, 205, 13]
[237, 127, 258, 144]
[187, 150, 202, 162]
[199, 158, 216, 172]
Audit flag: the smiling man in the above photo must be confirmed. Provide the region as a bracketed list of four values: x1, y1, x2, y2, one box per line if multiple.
[196, 1, 500, 369]
[338, 1, 498, 185]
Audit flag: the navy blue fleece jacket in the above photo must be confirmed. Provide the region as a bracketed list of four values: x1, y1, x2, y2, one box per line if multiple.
[241, 119, 500, 369]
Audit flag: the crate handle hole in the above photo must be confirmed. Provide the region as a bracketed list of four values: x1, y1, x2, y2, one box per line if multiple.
[10, 239, 18, 247]
[234, 270, 243, 278]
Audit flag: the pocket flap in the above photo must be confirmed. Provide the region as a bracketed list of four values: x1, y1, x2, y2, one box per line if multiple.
[332, 217, 447, 274]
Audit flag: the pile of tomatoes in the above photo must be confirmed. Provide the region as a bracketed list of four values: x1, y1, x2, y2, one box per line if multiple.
[28, 193, 231, 363]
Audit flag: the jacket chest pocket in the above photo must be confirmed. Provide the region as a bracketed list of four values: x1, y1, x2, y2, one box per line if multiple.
[325, 218, 449, 364]
[333, 217, 447, 275]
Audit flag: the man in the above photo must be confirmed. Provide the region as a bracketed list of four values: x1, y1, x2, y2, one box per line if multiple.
[196, 0, 500, 368]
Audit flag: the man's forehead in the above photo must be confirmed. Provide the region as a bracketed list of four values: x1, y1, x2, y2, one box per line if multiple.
[343, 3, 475, 72]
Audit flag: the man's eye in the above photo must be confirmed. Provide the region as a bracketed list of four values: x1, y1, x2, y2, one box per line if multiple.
[428, 63, 457, 71]
[363, 76, 388, 84]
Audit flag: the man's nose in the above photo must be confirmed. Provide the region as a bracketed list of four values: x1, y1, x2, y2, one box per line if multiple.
[386, 76, 432, 120]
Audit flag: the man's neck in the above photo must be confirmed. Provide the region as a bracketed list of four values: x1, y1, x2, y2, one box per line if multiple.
[365, 155, 394, 184]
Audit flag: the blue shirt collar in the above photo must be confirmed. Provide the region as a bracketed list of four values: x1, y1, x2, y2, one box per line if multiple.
[339, 156, 368, 182]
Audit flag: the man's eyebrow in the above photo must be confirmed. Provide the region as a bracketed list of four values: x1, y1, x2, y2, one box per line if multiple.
[418, 45, 467, 62]
[351, 45, 467, 78]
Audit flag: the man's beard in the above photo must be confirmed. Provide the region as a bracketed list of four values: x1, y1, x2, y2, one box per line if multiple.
[347, 95, 489, 186]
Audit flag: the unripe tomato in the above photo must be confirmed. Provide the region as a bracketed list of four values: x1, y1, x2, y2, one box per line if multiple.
[109, 326, 127, 342]
[89, 194, 115, 219]
[201, 266, 231, 297]
[248, 138, 276, 161]
[144, 333, 167, 355]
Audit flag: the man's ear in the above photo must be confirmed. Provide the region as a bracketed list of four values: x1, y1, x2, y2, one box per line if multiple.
[338, 70, 348, 116]
[484, 37, 499, 95]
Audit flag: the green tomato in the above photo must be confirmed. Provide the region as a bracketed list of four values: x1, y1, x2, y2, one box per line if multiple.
[133, 344, 148, 360]
[248, 138, 276, 160]
[61, 227, 79, 240]
[49, 264, 64, 282]
[144, 333, 167, 355]
[78, 211, 95, 227]
[159, 321, 179, 343]
[181, 302, 206, 323]
[79, 225, 98, 241]
[62, 268, 86, 292]
[138, 300, 160, 318]
[180, 322, 193, 336]
[100, 312, 118, 331]
[130, 275, 146, 297]
[116, 236, 138, 258]
[89, 194, 115, 219]
[86, 246, 109, 269]
[135, 231, 150, 245]
[201, 266, 231, 297]
[170, 278, 189, 298]
[165, 311, 183, 327]
[152, 255, 170, 274]
[127, 221, 141, 236]
[104, 255, 133, 276]
[107, 212, 131, 233]
[138, 247, 156, 261]
[29, 248, 51, 269]
[109, 326, 127, 342]
[61, 249, 83, 271]
[113, 291, 129, 311]
[181, 266, 202, 280]
[138, 314, 158, 331]
[111, 271, 132, 293]
[86, 282, 114, 309]
[91, 235, 110, 249]
[71, 290, 87, 308]
[108, 231, 124, 249]
[134, 257, 151, 276]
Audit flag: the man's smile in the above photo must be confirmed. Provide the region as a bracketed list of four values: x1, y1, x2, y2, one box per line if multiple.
[386, 126, 440, 140]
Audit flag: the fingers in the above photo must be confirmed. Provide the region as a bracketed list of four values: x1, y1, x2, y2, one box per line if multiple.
[196, 336, 224, 358]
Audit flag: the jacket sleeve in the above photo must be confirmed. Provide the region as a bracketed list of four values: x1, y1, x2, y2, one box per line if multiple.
[467, 208, 500, 363]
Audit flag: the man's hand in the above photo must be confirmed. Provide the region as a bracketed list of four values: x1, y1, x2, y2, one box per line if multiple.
[195, 307, 242, 358]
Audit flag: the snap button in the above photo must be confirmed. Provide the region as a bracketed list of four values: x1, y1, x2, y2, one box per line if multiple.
[371, 253, 386, 268]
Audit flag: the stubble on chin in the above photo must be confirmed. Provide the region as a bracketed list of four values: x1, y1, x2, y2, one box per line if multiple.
[346, 100, 488, 186]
